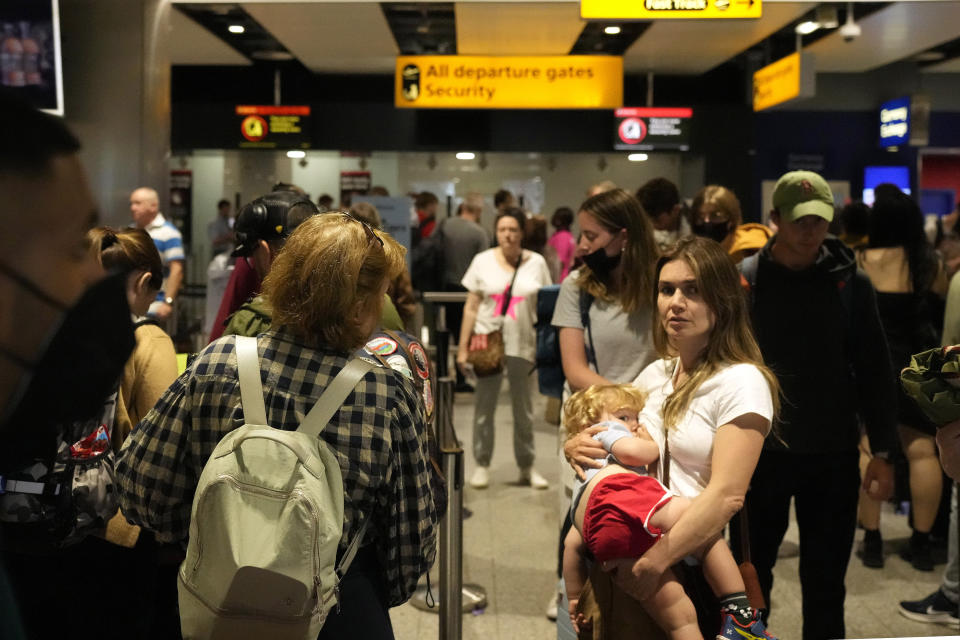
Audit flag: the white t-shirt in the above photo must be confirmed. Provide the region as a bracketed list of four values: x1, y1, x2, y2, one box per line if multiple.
[462, 248, 552, 363]
[634, 359, 774, 499]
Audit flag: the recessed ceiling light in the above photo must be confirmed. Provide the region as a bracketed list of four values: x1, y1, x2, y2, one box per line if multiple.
[628, 153, 648, 162]
[228, 25, 245, 34]
[287, 150, 306, 159]
[915, 51, 946, 62]
[250, 50, 295, 61]
[795, 20, 820, 35]
[456, 152, 475, 160]
[604, 25, 621, 35]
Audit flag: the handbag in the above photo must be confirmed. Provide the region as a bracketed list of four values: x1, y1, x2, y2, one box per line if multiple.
[467, 253, 521, 377]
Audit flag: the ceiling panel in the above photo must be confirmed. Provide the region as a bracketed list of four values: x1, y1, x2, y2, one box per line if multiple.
[170, 8, 252, 65]
[805, 2, 960, 72]
[923, 57, 960, 72]
[245, 2, 398, 73]
[456, 3, 585, 55]
[622, 2, 816, 75]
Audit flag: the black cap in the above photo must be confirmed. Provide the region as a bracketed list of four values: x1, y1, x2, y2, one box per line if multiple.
[231, 191, 320, 257]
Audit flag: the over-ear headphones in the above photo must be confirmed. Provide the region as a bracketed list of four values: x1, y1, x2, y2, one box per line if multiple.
[231, 192, 321, 257]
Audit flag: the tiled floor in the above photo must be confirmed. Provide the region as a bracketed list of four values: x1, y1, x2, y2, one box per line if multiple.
[391, 386, 958, 639]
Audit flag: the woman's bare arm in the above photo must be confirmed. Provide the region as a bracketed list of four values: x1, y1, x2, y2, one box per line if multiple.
[456, 291, 482, 368]
[559, 327, 611, 392]
[606, 413, 768, 601]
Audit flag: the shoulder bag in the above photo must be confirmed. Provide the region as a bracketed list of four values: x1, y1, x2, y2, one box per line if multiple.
[467, 252, 521, 377]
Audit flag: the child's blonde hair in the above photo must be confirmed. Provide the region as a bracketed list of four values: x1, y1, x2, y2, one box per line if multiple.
[563, 384, 646, 439]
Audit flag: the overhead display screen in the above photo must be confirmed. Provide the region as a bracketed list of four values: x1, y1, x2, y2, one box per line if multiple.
[614, 107, 692, 151]
[235, 105, 311, 149]
[1, 0, 63, 115]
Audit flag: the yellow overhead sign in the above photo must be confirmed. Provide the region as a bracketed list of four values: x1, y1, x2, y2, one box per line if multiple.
[752, 52, 815, 111]
[581, 0, 761, 20]
[395, 56, 623, 109]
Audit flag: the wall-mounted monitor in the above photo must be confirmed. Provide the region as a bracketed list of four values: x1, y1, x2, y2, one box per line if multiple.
[614, 107, 692, 151]
[1, 0, 62, 115]
[863, 165, 911, 206]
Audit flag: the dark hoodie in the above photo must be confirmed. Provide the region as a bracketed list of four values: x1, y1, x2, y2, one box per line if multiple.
[747, 236, 897, 455]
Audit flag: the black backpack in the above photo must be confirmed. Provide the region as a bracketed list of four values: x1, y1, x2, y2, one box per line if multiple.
[0, 386, 120, 548]
[411, 219, 446, 293]
[535, 286, 595, 398]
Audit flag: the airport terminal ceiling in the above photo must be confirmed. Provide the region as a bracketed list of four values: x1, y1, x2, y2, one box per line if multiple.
[167, 1, 960, 150]
[166, 1, 960, 77]
[163, 0, 960, 230]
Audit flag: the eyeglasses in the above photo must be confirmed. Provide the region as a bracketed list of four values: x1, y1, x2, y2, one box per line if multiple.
[337, 211, 384, 248]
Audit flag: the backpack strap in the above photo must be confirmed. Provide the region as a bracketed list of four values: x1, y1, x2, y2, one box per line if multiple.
[579, 290, 597, 369]
[301, 357, 374, 579]
[740, 253, 760, 293]
[235, 336, 268, 427]
[297, 357, 375, 440]
[336, 517, 370, 579]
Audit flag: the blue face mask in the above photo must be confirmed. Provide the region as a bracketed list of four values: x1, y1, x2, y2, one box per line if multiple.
[0, 264, 135, 472]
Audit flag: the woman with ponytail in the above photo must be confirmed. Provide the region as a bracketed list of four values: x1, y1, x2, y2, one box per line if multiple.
[86, 226, 179, 637]
[88, 227, 177, 445]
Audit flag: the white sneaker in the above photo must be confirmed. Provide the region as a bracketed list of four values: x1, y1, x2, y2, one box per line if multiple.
[545, 592, 559, 621]
[520, 467, 549, 489]
[469, 466, 490, 489]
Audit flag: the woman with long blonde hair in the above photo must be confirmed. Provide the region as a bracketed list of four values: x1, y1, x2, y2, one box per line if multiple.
[554, 188, 660, 393]
[565, 236, 780, 637]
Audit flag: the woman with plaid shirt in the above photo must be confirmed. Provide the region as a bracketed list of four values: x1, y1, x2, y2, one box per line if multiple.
[117, 214, 438, 639]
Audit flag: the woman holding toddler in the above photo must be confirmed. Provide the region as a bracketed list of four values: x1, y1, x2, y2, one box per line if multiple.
[564, 236, 780, 639]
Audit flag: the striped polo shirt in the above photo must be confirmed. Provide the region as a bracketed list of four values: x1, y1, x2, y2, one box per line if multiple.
[145, 212, 185, 302]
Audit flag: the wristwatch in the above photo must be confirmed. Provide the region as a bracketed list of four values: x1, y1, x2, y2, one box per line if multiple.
[164, 296, 175, 305]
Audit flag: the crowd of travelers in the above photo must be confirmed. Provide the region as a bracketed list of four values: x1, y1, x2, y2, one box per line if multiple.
[1, 90, 959, 640]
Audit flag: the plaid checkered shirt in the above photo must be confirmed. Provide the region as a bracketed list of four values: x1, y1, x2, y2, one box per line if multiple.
[116, 329, 437, 606]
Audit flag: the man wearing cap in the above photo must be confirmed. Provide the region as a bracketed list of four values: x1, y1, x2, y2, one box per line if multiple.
[733, 170, 897, 640]
[221, 191, 320, 338]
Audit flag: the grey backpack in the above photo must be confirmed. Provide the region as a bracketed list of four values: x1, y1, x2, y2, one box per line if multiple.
[177, 336, 373, 640]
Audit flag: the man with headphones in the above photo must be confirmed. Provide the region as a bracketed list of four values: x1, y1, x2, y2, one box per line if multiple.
[221, 191, 321, 338]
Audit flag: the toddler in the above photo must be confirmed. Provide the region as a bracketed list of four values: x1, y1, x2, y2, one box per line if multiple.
[562, 384, 776, 640]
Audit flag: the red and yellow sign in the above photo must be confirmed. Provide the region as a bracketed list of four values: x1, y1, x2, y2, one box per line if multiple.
[581, 0, 761, 19]
[234, 105, 311, 148]
[395, 56, 623, 109]
[752, 52, 815, 111]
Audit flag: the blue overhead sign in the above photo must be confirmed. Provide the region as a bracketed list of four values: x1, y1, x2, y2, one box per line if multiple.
[879, 96, 910, 148]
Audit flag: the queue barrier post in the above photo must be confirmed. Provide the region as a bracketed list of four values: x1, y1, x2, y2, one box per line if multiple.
[409, 291, 486, 638]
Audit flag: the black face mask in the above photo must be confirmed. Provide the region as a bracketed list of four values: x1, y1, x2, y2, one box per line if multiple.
[582, 244, 622, 279]
[0, 264, 135, 472]
[692, 220, 731, 244]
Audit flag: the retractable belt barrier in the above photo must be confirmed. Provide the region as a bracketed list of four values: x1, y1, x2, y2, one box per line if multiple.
[414, 293, 488, 639]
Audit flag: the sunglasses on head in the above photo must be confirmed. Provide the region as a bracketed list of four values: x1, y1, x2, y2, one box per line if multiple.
[336, 211, 384, 248]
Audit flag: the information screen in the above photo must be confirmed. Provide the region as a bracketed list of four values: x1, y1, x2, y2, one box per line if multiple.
[0, 0, 63, 115]
[614, 107, 692, 151]
[863, 166, 911, 206]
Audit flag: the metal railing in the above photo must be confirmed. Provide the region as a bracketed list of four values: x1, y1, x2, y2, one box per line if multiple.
[419, 291, 487, 639]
